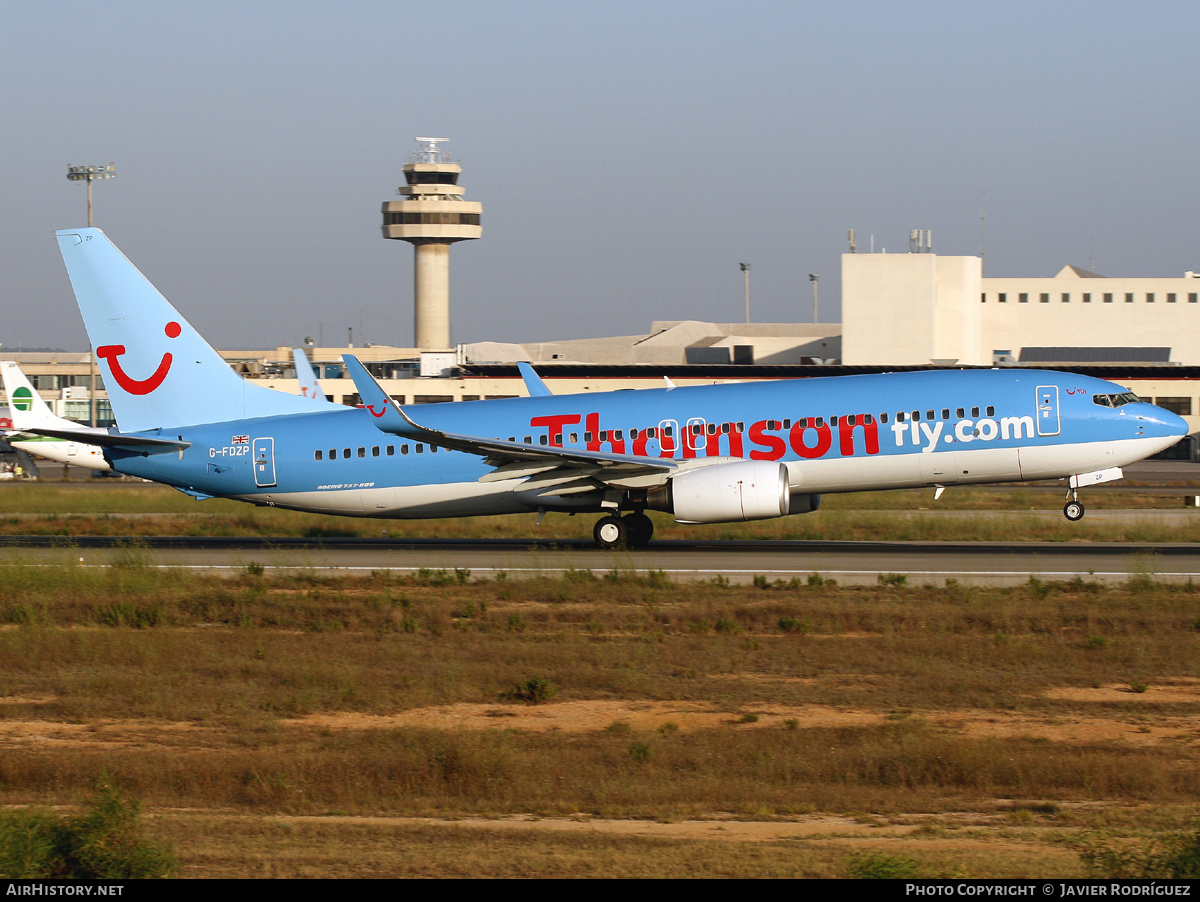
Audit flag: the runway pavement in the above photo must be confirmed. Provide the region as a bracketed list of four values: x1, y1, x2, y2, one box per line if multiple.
[6, 532, 1197, 586]
[10, 458, 1200, 585]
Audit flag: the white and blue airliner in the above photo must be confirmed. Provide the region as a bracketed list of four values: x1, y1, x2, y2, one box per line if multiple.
[35, 228, 1188, 548]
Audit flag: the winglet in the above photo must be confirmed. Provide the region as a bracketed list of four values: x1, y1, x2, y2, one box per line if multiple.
[342, 354, 423, 437]
[517, 361, 553, 397]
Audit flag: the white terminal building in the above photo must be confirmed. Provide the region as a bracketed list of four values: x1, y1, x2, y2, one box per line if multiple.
[5, 143, 1200, 457]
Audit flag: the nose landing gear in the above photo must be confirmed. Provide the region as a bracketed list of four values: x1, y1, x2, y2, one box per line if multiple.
[1063, 486, 1085, 521]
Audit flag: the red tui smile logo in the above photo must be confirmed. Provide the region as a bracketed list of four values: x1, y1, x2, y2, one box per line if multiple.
[96, 321, 181, 395]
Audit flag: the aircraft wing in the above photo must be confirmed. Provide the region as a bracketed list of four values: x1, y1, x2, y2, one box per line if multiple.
[343, 355, 677, 492]
[20, 426, 190, 455]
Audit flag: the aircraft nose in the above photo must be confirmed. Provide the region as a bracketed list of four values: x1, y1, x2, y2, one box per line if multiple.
[1165, 409, 1189, 437]
[1143, 406, 1189, 438]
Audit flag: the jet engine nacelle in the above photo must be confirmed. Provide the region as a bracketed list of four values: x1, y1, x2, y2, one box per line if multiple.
[650, 460, 791, 524]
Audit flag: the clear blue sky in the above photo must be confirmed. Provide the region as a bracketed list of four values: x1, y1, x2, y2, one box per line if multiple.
[2, 0, 1197, 351]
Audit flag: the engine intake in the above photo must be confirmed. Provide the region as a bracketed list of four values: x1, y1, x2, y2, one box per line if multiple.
[648, 460, 791, 523]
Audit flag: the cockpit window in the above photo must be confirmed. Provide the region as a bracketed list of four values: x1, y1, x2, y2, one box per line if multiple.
[1093, 392, 1142, 408]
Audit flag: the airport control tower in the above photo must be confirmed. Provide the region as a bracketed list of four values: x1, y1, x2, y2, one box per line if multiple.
[381, 138, 482, 350]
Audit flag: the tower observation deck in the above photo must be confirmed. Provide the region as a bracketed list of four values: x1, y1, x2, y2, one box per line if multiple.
[381, 137, 482, 350]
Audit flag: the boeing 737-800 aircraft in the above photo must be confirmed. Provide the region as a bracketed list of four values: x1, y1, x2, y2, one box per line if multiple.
[38, 228, 1188, 547]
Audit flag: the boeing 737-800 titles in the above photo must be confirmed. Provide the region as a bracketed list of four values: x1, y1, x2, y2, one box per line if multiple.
[35, 229, 1188, 547]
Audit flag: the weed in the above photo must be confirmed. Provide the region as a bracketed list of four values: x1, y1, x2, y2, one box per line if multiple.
[0, 778, 177, 879]
[877, 573, 908, 588]
[714, 616, 740, 634]
[503, 677, 557, 705]
[628, 741, 652, 763]
[93, 601, 162, 629]
[1127, 553, 1161, 593]
[778, 616, 811, 634]
[1129, 681, 1150, 694]
[845, 850, 920, 879]
[1080, 826, 1200, 878]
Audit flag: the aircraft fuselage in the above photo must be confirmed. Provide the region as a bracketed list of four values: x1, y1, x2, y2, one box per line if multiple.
[105, 368, 1185, 519]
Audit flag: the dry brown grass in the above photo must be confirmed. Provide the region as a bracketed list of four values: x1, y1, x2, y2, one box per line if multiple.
[0, 559, 1198, 875]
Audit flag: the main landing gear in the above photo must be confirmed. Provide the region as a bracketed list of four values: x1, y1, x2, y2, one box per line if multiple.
[1063, 486, 1085, 521]
[593, 512, 655, 549]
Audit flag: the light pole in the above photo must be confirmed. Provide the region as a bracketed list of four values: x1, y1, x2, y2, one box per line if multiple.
[67, 163, 115, 228]
[739, 263, 750, 324]
[808, 273, 819, 323]
[67, 163, 114, 425]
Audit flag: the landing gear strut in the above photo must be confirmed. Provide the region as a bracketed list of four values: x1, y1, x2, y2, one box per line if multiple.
[1063, 486, 1085, 521]
[592, 512, 655, 549]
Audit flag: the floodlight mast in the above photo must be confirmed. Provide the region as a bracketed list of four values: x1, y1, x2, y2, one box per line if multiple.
[739, 263, 751, 324]
[66, 163, 115, 228]
[67, 163, 115, 426]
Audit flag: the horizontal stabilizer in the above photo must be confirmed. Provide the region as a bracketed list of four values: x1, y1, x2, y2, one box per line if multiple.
[23, 426, 189, 455]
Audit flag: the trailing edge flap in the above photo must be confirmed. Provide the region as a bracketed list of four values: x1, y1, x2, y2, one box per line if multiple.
[517, 362, 553, 397]
[342, 354, 676, 482]
[24, 427, 190, 455]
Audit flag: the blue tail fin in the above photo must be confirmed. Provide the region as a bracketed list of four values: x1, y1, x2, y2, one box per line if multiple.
[292, 348, 325, 400]
[56, 229, 336, 432]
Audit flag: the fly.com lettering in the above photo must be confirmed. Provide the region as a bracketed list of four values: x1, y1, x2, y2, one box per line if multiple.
[533, 412, 1037, 462]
